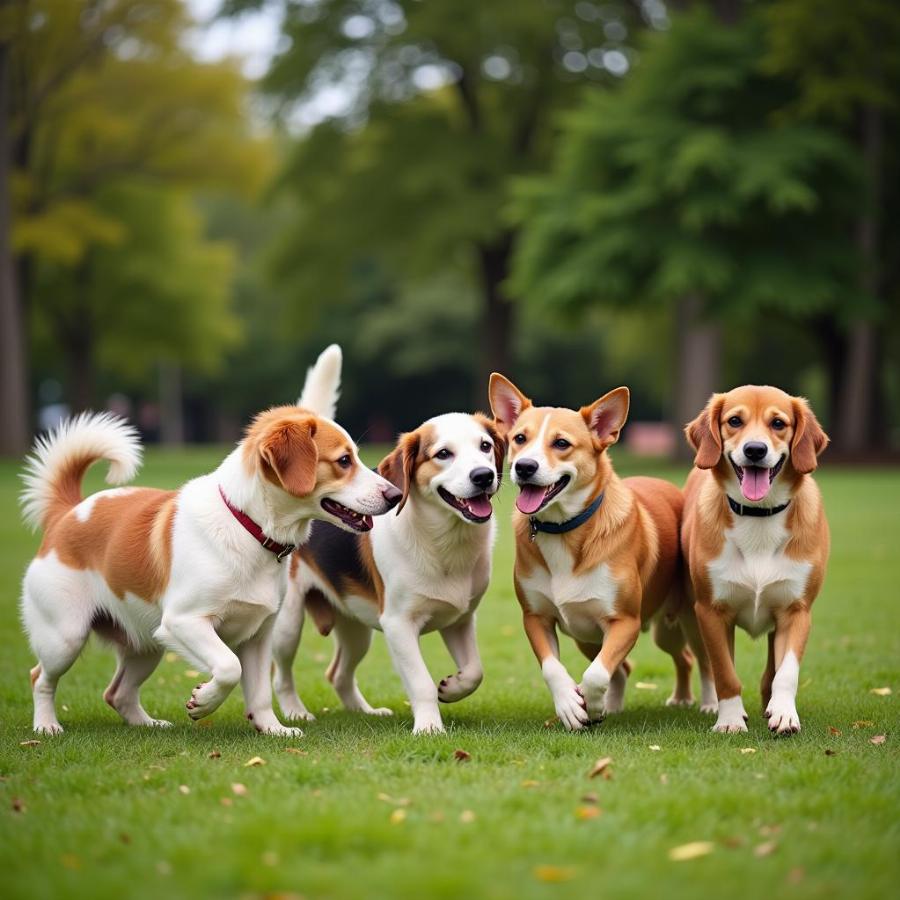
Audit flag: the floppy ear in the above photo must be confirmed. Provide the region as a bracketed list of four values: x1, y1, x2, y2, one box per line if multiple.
[377, 430, 421, 514]
[790, 397, 829, 475]
[685, 394, 725, 469]
[259, 416, 319, 496]
[489, 373, 532, 436]
[580, 387, 630, 447]
[474, 413, 508, 487]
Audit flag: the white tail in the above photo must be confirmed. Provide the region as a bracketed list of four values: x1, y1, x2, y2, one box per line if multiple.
[297, 344, 342, 420]
[20, 412, 142, 532]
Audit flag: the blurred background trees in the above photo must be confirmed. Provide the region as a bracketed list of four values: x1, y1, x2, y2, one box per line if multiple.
[2, 0, 898, 457]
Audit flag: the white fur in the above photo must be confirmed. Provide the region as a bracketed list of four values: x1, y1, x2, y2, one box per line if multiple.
[20, 412, 141, 531]
[297, 343, 342, 419]
[274, 413, 499, 734]
[712, 695, 749, 733]
[766, 649, 801, 733]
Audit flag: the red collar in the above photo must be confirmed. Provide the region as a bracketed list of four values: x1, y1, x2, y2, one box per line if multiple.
[218, 485, 296, 562]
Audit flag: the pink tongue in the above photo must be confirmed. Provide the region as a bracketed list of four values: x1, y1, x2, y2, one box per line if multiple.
[741, 467, 771, 502]
[467, 494, 493, 518]
[516, 484, 547, 515]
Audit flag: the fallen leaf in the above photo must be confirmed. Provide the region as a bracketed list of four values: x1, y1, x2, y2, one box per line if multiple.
[870, 687, 892, 696]
[721, 836, 745, 848]
[787, 867, 806, 885]
[453, 749, 471, 762]
[521, 780, 540, 788]
[669, 842, 714, 862]
[376, 793, 411, 807]
[19, 740, 41, 747]
[459, 809, 476, 824]
[870, 735, 886, 745]
[851, 720, 874, 729]
[208, 750, 221, 759]
[754, 841, 778, 858]
[389, 808, 407, 824]
[119, 833, 131, 845]
[543, 719, 557, 729]
[11, 797, 25, 813]
[824, 749, 838, 756]
[231, 783, 248, 796]
[660, 773, 669, 785]
[635, 681, 658, 690]
[178, 785, 191, 795]
[261, 851, 279, 867]
[649, 745, 661, 751]
[185, 669, 200, 679]
[758, 824, 782, 837]
[828, 726, 842, 736]
[283, 748, 307, 755]
[588, 757, 613, 780]
[165, 652, 177, 663]
[581, 792, 598, 804]
[533, 865, 577, 883]
[575, 806, 601, 820]
[62, 705, 69, 712]
[740, 748, 757, 755]
[220, 797, 233, 807]
[244, 756, 266, 768]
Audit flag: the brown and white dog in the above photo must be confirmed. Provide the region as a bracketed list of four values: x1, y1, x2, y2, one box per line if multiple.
[489, 374, 713, 730]
[682, 385, 829, 734]
[19, 346, 401, 735]
[273, 406, 505, 734]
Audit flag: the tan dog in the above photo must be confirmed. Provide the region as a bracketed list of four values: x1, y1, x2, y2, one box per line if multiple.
[490, 374, 713, 730]
[682, 385, 829, 734]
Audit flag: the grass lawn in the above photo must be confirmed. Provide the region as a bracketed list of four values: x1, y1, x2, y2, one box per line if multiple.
[0, 446, 897, 900]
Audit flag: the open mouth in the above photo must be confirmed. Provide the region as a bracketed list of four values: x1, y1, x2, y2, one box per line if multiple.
[730, 455, 785, 502]
[320, 498, 373, 532]
[515, 475, 571, 515]
[437, 487, 493, 523]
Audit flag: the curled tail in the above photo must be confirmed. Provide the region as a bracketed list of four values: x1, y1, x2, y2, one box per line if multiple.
[20, 412, 142, 532]
[297, 344, 342, 420]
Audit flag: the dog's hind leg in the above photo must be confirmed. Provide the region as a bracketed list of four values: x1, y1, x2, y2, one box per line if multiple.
[328, 612, 391, 716]
[438, 614, 484, 703]
[678, 604, 718, 714]
[652, 613, 695, 708]
[104, 646, 170, 727]
[272, 581, 316, 722]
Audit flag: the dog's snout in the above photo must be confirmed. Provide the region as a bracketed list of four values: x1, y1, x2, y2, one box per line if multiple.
[743, 441, 768, 463]
[469, 467, 494, 490]
[381, 484, 403, 508]
[514, 458, 539, 480]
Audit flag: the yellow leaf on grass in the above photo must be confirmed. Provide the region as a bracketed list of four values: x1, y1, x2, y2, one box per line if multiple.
[754, 841, 778, 858]
[870, 735, 887, 745]
[575, 806, 601, 820]
[870, 687, 892, 696]
[244, 756, 266, 767]
[459, 809, 476, 824]
[178, 785, 190, 795]
[284, 748, 307, 755]
[231, 783, 248, 796]
[635, 682, 658, 690]
[740, 748, 757, 755]
[390, 809, 407, 824]
[852, 720, 874, 729]
[649, 745, 661, 751]
[588, 757, 613, 779]
[185, 670, 200, 679]
[165, 652, 177, 663]
[521, 780, 540, 788]
[669, 842, 714, 862]
[19, 740, 41, 747]
[533, 866, 577, 883]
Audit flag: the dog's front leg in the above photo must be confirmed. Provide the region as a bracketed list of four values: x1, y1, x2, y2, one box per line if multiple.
[380, 612, 443, 734]
[694, 601, 748, 733]
[239, 615, 303, 737]
[438, 613, 483, 703]
[765, 603, 811, 736]
[580, 615, 641, 723]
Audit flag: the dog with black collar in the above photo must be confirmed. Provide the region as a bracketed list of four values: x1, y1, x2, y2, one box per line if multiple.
[489, 374, 713, 730]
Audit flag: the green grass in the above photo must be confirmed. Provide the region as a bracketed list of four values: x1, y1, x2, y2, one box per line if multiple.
[1, 447, 898, 900]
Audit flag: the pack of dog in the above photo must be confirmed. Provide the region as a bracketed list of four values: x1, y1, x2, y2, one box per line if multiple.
[19, 345, 829, 738]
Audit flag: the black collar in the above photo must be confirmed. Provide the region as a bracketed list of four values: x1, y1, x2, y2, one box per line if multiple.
[727, 495, 791, 518]
[530, 492, 604, 541]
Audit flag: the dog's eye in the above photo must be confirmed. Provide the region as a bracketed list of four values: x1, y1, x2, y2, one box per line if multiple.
[513, 433, 527, 445]
[771, 418, 786, 431]
[552, 438, 571, 450]
[727, 416, 742, 428]
[480, 440, 492, 453]
[435, 448, 453, 460]
[336, 455, 352, 469]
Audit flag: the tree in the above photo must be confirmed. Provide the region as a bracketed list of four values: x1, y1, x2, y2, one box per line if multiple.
[225, 0, 658, 392]
[511, 5, 860, 442]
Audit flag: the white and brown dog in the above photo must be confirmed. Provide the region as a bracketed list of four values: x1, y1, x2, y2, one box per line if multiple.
[272, 370, 504, 733]
[490, 374, 714, 730]
[682, 385, 829, 735]
[19, 346, 401, 735]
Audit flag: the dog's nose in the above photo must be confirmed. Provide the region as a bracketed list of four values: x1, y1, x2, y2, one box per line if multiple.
[514, 458, 539, 480]
[469, 467, 494, 490]
[381, 484, 403, 508]
[743, 441, 768, 463]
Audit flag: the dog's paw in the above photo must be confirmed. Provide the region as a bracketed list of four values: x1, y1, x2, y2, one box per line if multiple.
[412, 717, 445, 735]
[34, 722, 64, 736]
[258, 723, 304, 737]
[665, 694, 695, 708]
[765, 696, 801, 735]
[282, 707, 316, 723]
[580, 663, 611, 723]
[365, 706, 393, 717]
[553, 684, 590, 731]
[438, 670, 482, 703]
[185, 682, 227, 720]
[711, 696, 749, 733]
[144, 718, 173, 728]
[699, 702, 719, 716]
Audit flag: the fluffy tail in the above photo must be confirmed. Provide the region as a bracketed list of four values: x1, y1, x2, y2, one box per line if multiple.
[20, 412, 142, 532]
[297, 344, 342, 420]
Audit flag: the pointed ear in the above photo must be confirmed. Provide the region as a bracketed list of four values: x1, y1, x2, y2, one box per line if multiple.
[377, 429, 421, 514]
[790, 397, 829, 474]
[260, 416, 319, 496]
[580, 387, 630, 446]
[489, 373, 532, 436]
[474, 413, 508, 487]
[685, 394, 725, 469]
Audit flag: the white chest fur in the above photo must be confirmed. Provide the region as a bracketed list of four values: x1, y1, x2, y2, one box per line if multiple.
[706, 515, 811, 637]
[519, 536, 618, 643]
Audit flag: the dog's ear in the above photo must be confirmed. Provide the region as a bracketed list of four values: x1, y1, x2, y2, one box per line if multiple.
[259, 415, 319, 496]
[489, 373, 532, 436]
[474, 413, 508, 487]
[790, 397, 829, 475]
[580, 387, 630, 448]
[685, 394, 725, 469]
[377, 429, 422, 514]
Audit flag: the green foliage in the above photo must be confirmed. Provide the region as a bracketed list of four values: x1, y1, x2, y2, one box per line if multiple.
[511, 8, 864, 322]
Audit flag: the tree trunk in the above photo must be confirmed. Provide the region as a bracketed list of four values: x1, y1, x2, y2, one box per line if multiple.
[476, 232, 515, 401]
[673, 294, 722, 459]
[0, 43, 30, 455]
[835, 102, 884, 454]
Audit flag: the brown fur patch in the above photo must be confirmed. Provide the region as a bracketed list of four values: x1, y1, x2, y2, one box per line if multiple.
[377, 424, 434, 512]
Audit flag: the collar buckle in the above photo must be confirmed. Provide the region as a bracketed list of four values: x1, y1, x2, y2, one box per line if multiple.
[276, 543, 296, 562]
[529, 518, 538, 542]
